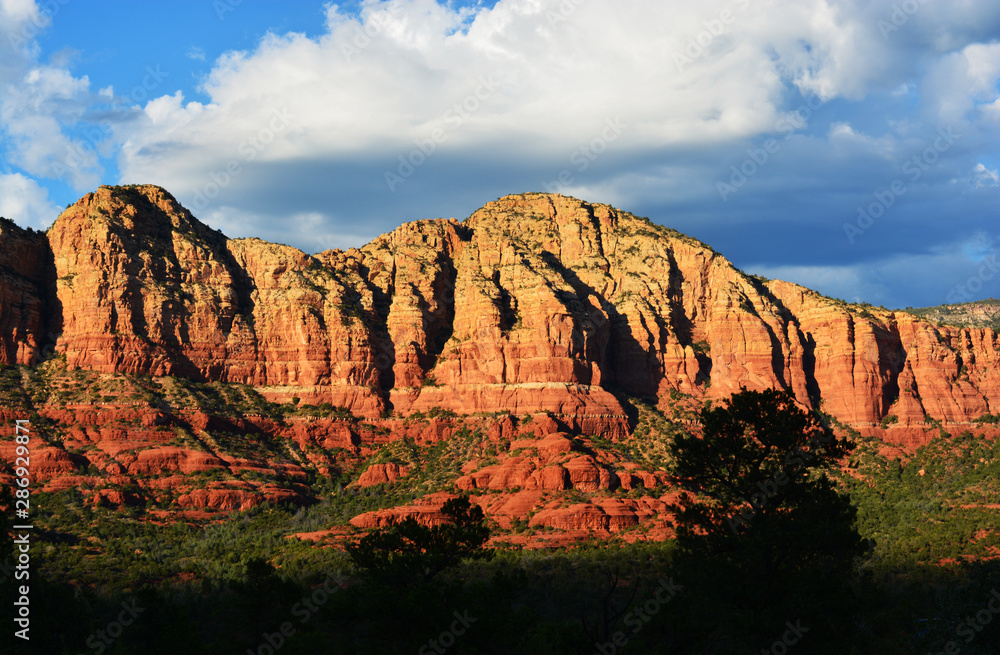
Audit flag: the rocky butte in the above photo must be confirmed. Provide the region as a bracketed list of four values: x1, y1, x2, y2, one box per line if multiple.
[0, 184, 998, 534]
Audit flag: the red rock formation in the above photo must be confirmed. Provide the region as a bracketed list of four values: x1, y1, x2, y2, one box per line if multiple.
[355, 462, 410, 487]
[45, 186, 385, 413]
[6, 184, 1000, 535]
[348, 417, 674, 535]
[527, 497, 672, 532]
[0, 217, 56, 365]
[126, 447, 227, 476]
[17, 185, 996, 434]
[178, 485, 301, 512]
[349, 492, 460, 529]
[23, 447, 79, 479]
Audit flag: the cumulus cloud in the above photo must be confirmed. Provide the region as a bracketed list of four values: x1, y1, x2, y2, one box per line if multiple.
[3, 0, 1000, 306]
[0, 0, 113, 190]
[922, 42, 1000, 126]
[749, 232, 1000, 308]
[120, 0, 890, 167]
[0, 66, 105, 189]
[973, 162, 999, 187]
[99, 10, 741, 233]
[0, 172, 61, 229]
[118, 6, 995, 186]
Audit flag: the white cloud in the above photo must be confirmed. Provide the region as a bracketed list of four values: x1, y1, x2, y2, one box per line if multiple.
[973, 162, 999, 187]
[0, 0, 46, 61]
[0, 1, 109, 190]
[98, 1, 1000, 310]
[1, 0, 999, 308]
[0, 172, 60, 229]
[195, 204, 370, 253]
[749, 233, 1000, 307]
[0, 0, 43, 77]
[0, 65, 104, 189]
[117, 0, 911, 190]
[921, 42, 1000, 125]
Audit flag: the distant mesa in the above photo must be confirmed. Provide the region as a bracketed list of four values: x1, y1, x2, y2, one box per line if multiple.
[1, 183, 999, 446]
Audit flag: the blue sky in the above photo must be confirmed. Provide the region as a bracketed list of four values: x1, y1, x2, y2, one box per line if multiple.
[1, 0, 1000, 308]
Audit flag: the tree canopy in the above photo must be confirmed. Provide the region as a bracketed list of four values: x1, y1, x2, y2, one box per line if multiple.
[347, 495, 492, 586]
[668, 388, 864, 582]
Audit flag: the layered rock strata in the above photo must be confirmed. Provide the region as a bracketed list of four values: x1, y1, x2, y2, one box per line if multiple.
[9, 185, 993, 433]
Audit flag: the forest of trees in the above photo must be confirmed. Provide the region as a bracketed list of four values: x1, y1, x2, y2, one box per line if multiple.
[0, 389, 998, 653]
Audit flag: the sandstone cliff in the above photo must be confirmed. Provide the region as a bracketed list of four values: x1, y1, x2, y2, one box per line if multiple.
[17, 185, 998, 434]
[0, 217, 57, 366]
[3, 184, 1000, 540]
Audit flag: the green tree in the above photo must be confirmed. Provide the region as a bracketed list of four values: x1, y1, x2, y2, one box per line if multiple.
[670, 389, 857, 539]
[668, 389, 866, 648]
[347, 495, 492, 586]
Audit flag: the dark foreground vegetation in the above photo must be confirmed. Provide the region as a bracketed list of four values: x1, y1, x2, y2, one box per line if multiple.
[2, 389, 1000, 654]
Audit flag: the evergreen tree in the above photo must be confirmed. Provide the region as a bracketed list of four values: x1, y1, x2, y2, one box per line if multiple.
[347, 495, 492, 586]
[668, 388, 866, 650]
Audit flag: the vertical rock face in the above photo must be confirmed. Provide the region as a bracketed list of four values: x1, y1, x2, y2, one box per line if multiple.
[765, 281, 1000, 426]
[0, 217, 56, 365]
[45, 186, 386, 414]
[4, 185, 1000, 432]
